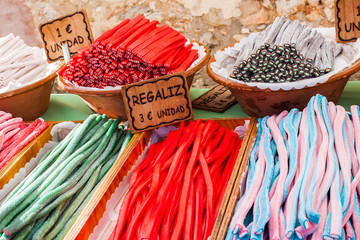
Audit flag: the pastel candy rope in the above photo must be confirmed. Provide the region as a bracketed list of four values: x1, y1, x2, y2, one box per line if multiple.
[334, 106, 351, 212]
[228, 128, 266, 237]
[298, 96, 318, 229]
[282, 109, 301, 203]
[305, 95, 326, 225]
[326, 102, 343, 239]
[314, 97, 336, 211]
[268, 115, 289, 239]
[284, 108, 308, 238]
[227, 94, 360, 240]
[252, 117, 274, 236]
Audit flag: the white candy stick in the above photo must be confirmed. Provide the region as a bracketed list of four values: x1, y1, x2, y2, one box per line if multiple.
[0, 34, 14, 48]
[16, 64, 48, 84]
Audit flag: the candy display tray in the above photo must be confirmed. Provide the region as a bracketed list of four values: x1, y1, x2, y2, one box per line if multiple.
[216, 120, 259, 240]
[0, 121, 54, 189]
[0, 120, 142, 240]
[76, 117, 256, 240]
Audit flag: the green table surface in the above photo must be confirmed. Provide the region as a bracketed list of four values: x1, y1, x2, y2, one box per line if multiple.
[41, 81, 360, 121]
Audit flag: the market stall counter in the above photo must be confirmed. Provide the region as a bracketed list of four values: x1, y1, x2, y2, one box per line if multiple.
[42, 81, 360, 121]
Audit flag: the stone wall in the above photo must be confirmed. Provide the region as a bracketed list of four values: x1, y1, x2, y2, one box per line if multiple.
[1, 0, 356, 87]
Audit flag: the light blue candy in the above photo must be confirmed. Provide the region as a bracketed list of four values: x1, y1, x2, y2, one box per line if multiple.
[252, 117, 273, 234]
[283, 109, 300, 203]
[299, 96, 318, 227]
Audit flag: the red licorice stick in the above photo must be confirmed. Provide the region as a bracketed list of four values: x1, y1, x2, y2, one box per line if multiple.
[141, 34, 184, 64]
[113, 120, 242, 240]
[113, 127, 184, 239]
[115, 20, 158, 52]
[198, 151, 215, 238]
[105, 15, 144, 45]
[169, 49, 199, 73]
[154, 39, 188, 67]
[171, 120, 204, 240]
[0, 119, 41, 160]
[127, 25, 170, 54]
[215, 138, 241, 215]
[153, 41, 188, 68]
[194, 175, 205, 240]
[108, 17, 148, 49]
[96, 18, 131, 43]
[0, 121, 48, 168]
[138, 30, 181, 61]
[146, 127, 196, 239]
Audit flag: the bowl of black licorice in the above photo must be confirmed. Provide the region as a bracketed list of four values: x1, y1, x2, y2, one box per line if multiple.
[208, 16, 360, 117]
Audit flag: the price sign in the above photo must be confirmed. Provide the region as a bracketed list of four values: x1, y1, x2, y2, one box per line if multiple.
[335, 0, 360, 42]
[192, 84, 236, 113]
[122, 73, 193, 133]
[38, 10, 93, 62]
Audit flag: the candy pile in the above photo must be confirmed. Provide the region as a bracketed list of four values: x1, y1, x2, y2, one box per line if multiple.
[0, 111, 48, 169]
[231, 43, 330, 83]
[0, 114, 132, 239]
[112, 120, 242, 240]
[0, 34, 49, 91]
[59, 14, 199, 88]
[227, 94, 360, 239]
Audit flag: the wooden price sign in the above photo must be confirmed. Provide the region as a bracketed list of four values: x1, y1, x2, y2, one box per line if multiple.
[38, 10, 93, 62]
[122, 73, 193, 133]
[335, 0, 360, 42]
[192, 84, 236, 113]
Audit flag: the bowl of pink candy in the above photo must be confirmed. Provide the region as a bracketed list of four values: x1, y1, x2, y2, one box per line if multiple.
[58, 15, 209, 119]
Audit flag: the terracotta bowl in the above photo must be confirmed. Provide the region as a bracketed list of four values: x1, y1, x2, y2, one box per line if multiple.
[58, 40, 210, 119]
[207, 43, 360, 117]
[0, 63, 63, 121]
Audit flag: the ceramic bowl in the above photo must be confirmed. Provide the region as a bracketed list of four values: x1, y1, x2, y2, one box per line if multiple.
[0, 62, 63, 120]
[207, 43, 360, 117]
[58, 40, 210, 119]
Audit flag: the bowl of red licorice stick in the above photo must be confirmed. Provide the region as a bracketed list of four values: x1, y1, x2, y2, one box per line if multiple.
[207, 16, 360, 117]
[57, 15, 210, 119]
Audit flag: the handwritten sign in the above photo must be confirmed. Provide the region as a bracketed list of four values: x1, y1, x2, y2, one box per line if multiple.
[38, 10, 93, 62]
[122, 73, 193, 133]
[335, 0, 360, 42]
[192, 85, 236, 113]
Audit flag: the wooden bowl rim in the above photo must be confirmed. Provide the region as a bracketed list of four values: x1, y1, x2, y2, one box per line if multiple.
[58, 40, 210, 97]
[0, 62, 64, 99]
[207, 42, 360, 92]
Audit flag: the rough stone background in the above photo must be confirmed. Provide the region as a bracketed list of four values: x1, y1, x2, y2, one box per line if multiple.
[0, 0, 359, 89]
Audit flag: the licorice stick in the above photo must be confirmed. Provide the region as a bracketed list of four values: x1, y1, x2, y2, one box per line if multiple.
[334, 106, 351, 213]
[284, 108, 308, 238]
[298, 97, 318, 228]
[113, 120, 242, 240]
[282, 110, 301, 203]
[251, 117, 274, 239]
[268, 115, 289, 239]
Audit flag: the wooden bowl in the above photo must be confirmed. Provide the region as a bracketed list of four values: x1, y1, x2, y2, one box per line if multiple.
[207, 44, 360, 117]
[0, 63, 63, 121]
[58, 40, 210, 120]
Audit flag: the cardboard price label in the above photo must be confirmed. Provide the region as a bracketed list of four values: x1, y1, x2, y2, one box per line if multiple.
[192, 84, 236, 113]
[38, 10, 93, 62]
[122, 73, 193, 133]
[335, 0, 360, 42]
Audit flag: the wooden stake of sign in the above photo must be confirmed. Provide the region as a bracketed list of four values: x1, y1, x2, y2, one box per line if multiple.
[335, 0, 360, 42]
[192, 84, 237, 113]
[39, 10, 93, 62]
[122, 73, 193, 133]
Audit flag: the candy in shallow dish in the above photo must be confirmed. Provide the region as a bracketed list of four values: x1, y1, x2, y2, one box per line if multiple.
[0, 34, 62, 120]
[58, 15, 210, 119]
[208, 16, 360, 117]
